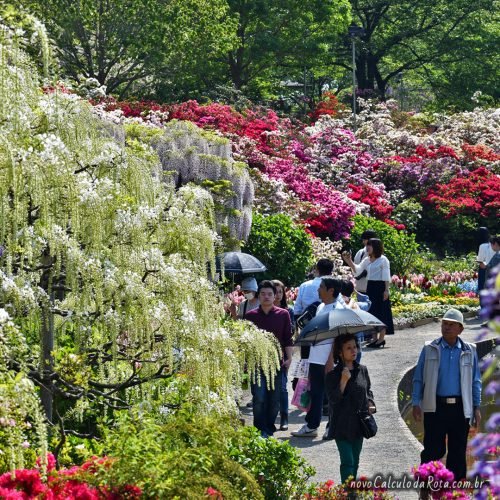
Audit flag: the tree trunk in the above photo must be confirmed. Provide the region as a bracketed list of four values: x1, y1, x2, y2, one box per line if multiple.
[40, 294, 54, 422]
[356, 52, 372, 90]
[374, 65, 387, 100]
[228, 48, 245, 90]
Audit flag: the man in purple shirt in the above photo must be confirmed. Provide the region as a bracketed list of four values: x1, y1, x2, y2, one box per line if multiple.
[245, 280, 293, 437]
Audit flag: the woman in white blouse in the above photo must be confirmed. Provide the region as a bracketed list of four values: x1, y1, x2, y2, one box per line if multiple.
[342, 238, 394, 348]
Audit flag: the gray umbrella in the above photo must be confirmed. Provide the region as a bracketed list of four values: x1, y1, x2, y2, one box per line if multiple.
[215, 251, 267, 274]
[295, 308, 386, 346]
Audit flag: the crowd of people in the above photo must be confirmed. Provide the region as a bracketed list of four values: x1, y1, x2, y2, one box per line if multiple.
[226, 228, 485, 487]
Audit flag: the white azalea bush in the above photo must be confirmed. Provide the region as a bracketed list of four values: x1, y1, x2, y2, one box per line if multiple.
[0, 22, 280, 464]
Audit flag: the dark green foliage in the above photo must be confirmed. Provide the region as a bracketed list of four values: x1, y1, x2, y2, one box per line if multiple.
[23, 0, 235, 98]
[349, 215, 420, 276]
[244, 213, 314, 287]
[417, 209, 499, 257]
[12, 0, 498, 109]
[346, 0, 498, 103]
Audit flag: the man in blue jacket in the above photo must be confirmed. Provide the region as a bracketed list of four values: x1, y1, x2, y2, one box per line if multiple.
[412, 309, 482, 480]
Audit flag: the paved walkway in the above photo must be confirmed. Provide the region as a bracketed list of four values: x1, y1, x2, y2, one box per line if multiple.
[241, 317, 487, 499]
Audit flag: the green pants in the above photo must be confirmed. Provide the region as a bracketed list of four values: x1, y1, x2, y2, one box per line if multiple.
[335, 437, 363, 484]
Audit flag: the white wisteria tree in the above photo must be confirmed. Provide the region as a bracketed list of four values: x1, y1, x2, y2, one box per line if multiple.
[0, 22, 279, 467]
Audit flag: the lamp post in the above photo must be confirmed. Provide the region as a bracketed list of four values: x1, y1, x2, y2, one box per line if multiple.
[348, 24, 365, 132]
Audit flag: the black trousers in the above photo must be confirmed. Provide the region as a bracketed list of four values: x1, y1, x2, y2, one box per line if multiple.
[421, 401, 470, 480]
[304, 363, 325, 430]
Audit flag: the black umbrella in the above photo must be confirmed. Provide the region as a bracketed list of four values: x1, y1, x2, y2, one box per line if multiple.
[216, 252, 267, 274]
[295, 308, 386, 346]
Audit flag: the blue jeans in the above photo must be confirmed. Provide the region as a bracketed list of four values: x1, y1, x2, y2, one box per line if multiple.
[251, 369, 281, 437]
[280, 368, 288, 416]
[305, 363, 325, 430]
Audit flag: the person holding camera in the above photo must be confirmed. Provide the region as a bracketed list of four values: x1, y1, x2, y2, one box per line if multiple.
[342, 238, 394, 348]
[352, 230, 378, 294]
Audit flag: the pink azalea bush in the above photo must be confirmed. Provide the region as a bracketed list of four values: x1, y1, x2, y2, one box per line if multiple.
[262, 158, 356, 238]
[413, 461, 472, 499]
[0, 454, 141, 499]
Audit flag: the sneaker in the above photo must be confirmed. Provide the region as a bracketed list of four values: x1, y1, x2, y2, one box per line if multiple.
[291, 424, 318, 437]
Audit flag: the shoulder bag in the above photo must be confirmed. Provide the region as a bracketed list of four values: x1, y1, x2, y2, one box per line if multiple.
[358, 410, 377, 439]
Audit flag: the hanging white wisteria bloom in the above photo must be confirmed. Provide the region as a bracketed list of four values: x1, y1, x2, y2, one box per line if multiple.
[0, 20, 280, 459]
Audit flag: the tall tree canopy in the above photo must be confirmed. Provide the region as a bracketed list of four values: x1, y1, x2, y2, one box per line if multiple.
[345, 0, 498, 99]
[225, 0, 351, 94]
[24, 0, 236, 97]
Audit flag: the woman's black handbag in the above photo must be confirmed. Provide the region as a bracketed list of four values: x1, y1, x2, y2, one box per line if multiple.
[358, 410, 378, 439]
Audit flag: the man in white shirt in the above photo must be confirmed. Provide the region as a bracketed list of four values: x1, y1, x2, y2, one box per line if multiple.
[293, 259, 334, 316]
[353, 230, 377, 294]
[291, 278, 344, 437]
[292, 259, 334, 393]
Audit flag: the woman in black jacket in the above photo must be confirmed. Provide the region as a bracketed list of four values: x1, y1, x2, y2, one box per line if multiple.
[325, 333, 375, 484]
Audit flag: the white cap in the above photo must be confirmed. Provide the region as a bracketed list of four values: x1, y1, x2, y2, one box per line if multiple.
[442, 308, 464, 328]
[241, 277, 258, 292]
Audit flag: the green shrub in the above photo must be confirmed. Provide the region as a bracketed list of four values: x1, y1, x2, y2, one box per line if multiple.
[409, 248, 440, 276]
[96, 412, 262, 499]
[229, 426, 315, 499]
[94, 411, 314, 499]
[392, 198, 422, 233]
[349, 215, 420, 276]
[410, 251, 477, 276]
[417, 209, 497, 257]
[244, 212, 313, 286]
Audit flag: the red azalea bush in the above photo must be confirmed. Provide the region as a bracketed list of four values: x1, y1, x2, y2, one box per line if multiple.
[462, 143, 500, 163]
[347, 183, 395, 222]
[423, 167, 500, 218]
[205, 486, 223, 498]
[414, 145, 460, 161]
[309, 92, 345, 123]
[110, 99, 166, 118]
[0, 454, 141, 500]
